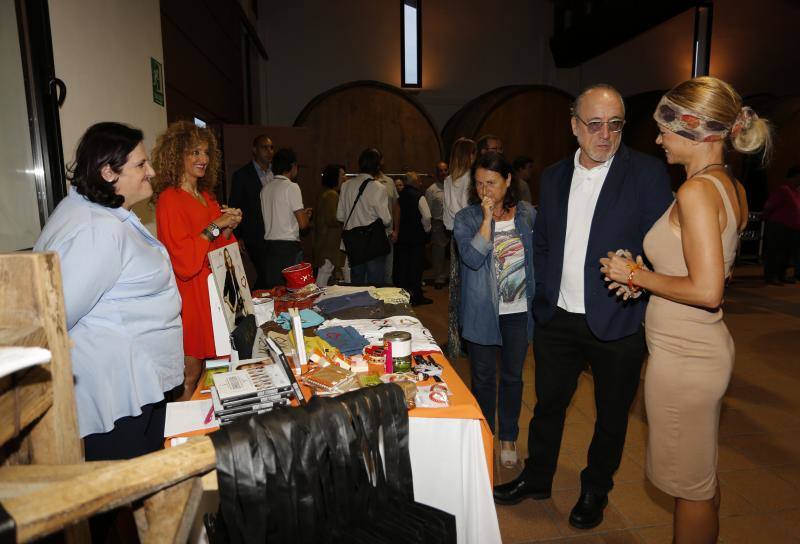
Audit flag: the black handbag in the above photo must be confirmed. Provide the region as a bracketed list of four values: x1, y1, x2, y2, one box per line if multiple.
[341, 178, 390, 266]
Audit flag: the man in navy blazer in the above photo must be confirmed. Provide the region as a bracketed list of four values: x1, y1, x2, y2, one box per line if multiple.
[494, 84, 673, 530]
[229, 134, 273, 289]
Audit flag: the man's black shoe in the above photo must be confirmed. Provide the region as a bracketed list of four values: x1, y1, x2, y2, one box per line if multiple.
[568, 491, 608, 529]
[493, 475, 551, 505]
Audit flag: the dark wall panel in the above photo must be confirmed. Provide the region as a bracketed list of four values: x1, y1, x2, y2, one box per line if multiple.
[161, 0, 244, 124]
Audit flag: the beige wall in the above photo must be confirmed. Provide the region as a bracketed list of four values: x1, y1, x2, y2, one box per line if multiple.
[258, 0, 800, 130]
[258, 0, 581, 129]
[579, 0, 800, 99]
[578, 9, 695, 97]
[49, 0, 167, 229]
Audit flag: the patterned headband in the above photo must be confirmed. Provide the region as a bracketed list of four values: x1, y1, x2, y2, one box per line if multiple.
[653, 96, 730, 142]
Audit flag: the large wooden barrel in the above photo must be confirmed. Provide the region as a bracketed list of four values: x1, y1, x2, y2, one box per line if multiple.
[442, 85, 575, 203]
[292, 82, 443, 265]
[294, 80, 444, 178]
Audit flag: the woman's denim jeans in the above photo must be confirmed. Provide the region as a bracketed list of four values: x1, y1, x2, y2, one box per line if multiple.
[466, 311, 529, 441]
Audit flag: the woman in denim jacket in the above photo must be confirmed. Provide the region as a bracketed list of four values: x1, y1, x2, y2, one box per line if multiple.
[453, 152, 536, 468]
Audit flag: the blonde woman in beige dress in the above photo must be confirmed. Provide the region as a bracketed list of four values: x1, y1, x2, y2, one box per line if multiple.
[600, 77, 771, 544]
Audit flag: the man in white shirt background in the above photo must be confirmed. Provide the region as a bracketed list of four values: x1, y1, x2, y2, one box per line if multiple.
[425, 160, 449, 288]
[260, 148, 312, 288]
[373, 149, 401, 284]
[336, 148, 393, 285]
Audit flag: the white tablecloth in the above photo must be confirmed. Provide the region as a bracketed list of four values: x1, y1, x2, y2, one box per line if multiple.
[193, 417, 501, 543]
[409, 417, 501, 544]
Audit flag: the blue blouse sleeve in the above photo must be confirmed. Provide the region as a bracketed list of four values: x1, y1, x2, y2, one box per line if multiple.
[53, 224, 123, 330]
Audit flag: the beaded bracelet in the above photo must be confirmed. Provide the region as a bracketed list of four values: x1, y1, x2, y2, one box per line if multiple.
[627, 262, 642, 292]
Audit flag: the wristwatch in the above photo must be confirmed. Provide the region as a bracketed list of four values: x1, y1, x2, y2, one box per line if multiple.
[203, 222, 221, 241]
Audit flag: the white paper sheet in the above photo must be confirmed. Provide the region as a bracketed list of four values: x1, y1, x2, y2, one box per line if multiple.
[252, 297, 275, 326]
[164, 399, 218, 437]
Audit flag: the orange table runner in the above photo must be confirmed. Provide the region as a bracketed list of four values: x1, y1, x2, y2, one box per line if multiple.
[408, 352, 493, 485]
[174, 351, 494, 485]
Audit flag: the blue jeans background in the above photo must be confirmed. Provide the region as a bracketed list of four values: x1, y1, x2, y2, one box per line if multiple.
[350, 255, 386, 285]
[466, 311, 529, 441]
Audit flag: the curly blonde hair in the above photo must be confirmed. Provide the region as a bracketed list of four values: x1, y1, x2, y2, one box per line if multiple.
[151, 120, 221, 202]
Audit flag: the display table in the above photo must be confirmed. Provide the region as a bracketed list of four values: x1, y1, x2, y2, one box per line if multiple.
[383, 352, 500, 543]
[172, 289, 501, 543]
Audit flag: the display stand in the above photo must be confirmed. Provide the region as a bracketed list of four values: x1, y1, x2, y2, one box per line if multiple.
[208, 273, 233, 359]
[208, 243, 254, 363]
[0, 253, 216, 543]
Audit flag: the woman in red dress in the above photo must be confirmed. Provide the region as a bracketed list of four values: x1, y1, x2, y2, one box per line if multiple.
[152, 121, 242, 400]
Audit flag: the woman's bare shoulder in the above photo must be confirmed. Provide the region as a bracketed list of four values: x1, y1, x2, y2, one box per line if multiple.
[676, 177, 716, 203]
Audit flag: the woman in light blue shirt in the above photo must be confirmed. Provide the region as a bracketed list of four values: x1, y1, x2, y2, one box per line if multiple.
[34, 122, 183, 461]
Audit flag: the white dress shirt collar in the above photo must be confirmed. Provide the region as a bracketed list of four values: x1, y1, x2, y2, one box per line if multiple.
[573, 148, 614, 173]
[557, 149, 615, 314]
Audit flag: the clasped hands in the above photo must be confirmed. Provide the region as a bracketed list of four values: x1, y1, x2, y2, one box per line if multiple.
[217, 205, 243, 230]
[599, 249, 648, 301]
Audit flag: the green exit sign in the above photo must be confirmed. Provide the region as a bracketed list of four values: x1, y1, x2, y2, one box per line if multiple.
[151, 58, 164, 107]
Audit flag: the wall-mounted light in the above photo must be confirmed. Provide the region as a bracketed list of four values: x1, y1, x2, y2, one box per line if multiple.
[692, 2, 713, 77]
[401, 0, 421, 88]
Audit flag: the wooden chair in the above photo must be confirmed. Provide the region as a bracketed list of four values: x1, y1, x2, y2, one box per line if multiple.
[0, 253, 216, 543]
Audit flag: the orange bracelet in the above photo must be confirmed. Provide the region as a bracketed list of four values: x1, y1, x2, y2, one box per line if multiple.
[627, 262, 641, 291]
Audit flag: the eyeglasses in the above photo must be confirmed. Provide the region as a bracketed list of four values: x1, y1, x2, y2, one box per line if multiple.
[574, 115, 625, 134]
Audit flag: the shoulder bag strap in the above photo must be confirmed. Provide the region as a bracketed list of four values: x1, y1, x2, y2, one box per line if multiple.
[343, 178, 373, 229]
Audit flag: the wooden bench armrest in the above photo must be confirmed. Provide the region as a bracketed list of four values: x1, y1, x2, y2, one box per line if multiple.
[1, 437, 216, 542]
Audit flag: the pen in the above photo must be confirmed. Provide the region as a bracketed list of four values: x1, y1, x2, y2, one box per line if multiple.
[203, 404, 215, 424]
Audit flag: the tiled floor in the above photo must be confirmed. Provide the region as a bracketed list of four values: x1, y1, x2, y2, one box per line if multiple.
[414, 266, 800, 543]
